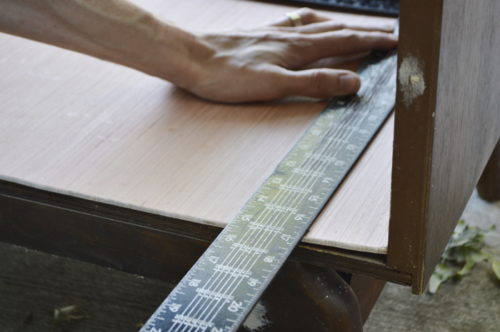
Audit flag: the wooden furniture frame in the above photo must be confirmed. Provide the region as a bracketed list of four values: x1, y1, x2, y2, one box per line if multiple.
[389, 0, 500, 292]
[0, 0, 499, 329]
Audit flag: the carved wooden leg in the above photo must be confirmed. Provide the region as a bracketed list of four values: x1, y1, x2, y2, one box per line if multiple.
[478, 140, 500, 202]
[241, 261, 363, 332]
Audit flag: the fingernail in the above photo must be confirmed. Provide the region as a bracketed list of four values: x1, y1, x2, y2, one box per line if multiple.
[340, 74, 360, 92]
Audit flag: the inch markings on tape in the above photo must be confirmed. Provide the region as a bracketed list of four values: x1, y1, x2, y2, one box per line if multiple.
[141, 52, 397, 332]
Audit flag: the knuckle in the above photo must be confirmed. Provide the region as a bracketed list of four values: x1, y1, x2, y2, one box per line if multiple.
[257, 31, 286, 43]
[297, 7, 316, 23]
[272, 71, 291, 93]
[287, 34, 310, 49]
[334, 22, 347, 30]
[309, 70, 329, 94]
[258, 32, 273, 41]
[341, 30, 362, 43]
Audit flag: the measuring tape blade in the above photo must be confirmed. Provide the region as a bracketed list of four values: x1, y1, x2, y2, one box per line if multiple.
[141, 52, 396, 332]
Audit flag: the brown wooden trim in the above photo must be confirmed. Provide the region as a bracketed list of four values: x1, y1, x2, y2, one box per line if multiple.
[296, 244, 411, 285]
[0, 185, 209, 284]
[388, 0, 444, 293]
[0, 179, 411, 285]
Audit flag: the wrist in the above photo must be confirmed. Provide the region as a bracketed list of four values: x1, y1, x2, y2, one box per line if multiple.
[136, 20, 211, 90]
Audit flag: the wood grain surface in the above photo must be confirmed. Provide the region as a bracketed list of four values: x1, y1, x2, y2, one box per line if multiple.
[0, 0, 395, 253]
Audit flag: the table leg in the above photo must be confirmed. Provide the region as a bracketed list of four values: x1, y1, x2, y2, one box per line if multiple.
[242, 261, 374, 332]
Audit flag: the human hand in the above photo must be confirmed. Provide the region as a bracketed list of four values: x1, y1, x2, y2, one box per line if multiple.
[0, 2, 397, 104]
[186, 8, 398, 103]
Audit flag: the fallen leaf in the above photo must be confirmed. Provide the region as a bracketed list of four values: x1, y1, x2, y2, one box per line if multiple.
[492, 260, 500, 281]
[54, 305, 85, 325]
[429, 220, 494, 294]
[429, 263, 455, 294]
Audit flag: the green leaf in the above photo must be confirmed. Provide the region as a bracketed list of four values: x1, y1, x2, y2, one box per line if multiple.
[53, 305, 85, 325]
[470, 252, 491, 263]
[429, 220, 496, 294]
[456, 251, 488, 277]
[457, 260, 475, 277]
[428, 274, 443, 294]
[492, 260, 500, 281]
[454, 220, 466, 234]
[428, 263, 455, 294]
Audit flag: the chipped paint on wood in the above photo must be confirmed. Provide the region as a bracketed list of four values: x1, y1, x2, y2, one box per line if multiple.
[398, 56, 426, 107]
[243, 302, 270, 331]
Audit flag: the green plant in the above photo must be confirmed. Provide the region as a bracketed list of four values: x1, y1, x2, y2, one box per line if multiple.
[428, 220, 499, 294]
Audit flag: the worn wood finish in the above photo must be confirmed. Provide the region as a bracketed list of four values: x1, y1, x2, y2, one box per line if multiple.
[478, 141, 500, 202]
[388, 0, 444, 291]
[389, 0, 500, 293]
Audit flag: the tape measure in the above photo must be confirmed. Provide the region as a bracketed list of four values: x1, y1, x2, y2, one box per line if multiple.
[140, 52, 396, 332]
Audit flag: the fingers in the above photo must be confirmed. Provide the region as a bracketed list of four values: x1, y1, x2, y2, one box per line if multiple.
[271, 20, 395, 35]
[266, 9, 397, 68]
[293, 20, 394, 34]
[302, 51, 371, 70]
[269, 7, 394, 34]
[323, 29, 398, 53]
[190, 65, 361, 103]
[291, 30, 398, 66]
[270, 7, 330, 27]
[275, 68, 361, 99]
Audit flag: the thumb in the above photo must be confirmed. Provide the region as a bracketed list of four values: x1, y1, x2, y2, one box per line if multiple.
[279, 68, 361, 98]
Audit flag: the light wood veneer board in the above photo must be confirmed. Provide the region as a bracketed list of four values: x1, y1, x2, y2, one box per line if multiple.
[0, 0, 394, 253]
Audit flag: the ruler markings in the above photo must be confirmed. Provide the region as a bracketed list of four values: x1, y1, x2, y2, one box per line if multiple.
[142, 52, 396, 332]
[211, 54, 390, 330]
[170, 66, 384, 330]
[180, 108, 369, 332]
[170, 123, 356, 332]
[181, 105, 365, 331]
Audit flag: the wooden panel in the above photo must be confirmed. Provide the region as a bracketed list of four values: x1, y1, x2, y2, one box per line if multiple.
[0, 0, 395, 254]
[389, 0, 500, 293]
[307, 114, 393, 252]
[424, 0, 500, 289]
